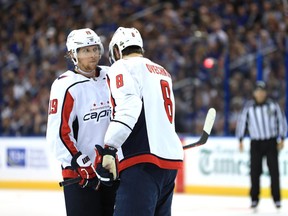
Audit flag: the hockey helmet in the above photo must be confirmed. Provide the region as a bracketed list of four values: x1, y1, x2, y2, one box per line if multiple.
[109, 27, 143, 64]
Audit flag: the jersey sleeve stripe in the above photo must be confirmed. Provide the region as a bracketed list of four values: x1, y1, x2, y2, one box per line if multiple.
[60, 91, 78, 156]
[107, 76, 116, 118]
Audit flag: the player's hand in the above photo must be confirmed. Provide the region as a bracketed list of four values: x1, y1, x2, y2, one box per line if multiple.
[277, 140, 284, 151]
[95, 145, 118, 181]
[71, 151, 100, 189]
[239, 142, 244, 152]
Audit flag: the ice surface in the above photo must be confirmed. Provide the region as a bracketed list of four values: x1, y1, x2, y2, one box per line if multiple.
[0, 189, 287, 216]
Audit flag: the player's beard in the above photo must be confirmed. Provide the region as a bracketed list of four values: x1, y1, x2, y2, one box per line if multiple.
[75, 62, 97, 79]
[85, 61, 98, 71]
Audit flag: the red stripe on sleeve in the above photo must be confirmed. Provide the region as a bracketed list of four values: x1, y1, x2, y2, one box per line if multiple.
[107, 76, 116, 118]
[60, 91, 78, 155]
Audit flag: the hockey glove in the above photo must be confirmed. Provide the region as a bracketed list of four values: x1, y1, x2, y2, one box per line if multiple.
[71, 151, 100, 189]
[95, 145, 119, 182]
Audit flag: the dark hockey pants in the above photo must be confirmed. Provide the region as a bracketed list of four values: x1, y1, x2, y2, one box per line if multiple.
[250, 138, 280, 202]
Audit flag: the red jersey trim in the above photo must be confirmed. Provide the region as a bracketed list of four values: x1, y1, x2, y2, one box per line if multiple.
[118, 154, 183, 172]
[60, 91, 78, 155]
[106, 76, 116, 118]
[62, 169, 78, 179]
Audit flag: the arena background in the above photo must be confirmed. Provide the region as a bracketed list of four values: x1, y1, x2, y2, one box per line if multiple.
[0, 0, 288, 201]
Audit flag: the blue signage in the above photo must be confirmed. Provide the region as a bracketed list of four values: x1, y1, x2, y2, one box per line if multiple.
[7, 148, 26, 167]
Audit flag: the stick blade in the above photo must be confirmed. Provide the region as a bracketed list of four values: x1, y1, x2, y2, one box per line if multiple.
[203, 108, 216, 135]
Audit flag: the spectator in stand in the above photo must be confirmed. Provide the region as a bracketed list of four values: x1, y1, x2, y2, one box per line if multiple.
[0, 0, 287, 136]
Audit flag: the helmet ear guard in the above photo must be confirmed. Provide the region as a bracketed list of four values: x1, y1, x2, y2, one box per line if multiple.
[109, 44, 122, 64]
[67, 50, 78, 65]
[108, 27, 143, 64]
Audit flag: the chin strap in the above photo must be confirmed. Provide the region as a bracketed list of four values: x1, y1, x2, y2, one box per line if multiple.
[75, 66, 96, 79]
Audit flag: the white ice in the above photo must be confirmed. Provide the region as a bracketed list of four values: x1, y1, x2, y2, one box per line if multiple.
[0, 189, 287, 216]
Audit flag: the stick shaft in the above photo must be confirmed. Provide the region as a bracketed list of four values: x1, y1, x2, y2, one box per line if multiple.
[59, 176, 81, 187]
[182, 108, 216, 150]
[182, 131, 208, 149]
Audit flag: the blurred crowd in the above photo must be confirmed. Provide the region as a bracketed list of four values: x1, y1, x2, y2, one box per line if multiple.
[0, 0, 287, 136]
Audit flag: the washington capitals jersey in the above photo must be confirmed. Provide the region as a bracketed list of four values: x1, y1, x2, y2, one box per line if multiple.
[46, 66, 110, 168]
[104, 57, 183, 172]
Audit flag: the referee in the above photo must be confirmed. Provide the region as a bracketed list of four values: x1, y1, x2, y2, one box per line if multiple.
[236, 81, 287, 209]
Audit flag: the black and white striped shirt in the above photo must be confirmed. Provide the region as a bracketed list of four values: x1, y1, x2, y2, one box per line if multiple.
[236, 99, 287, 141]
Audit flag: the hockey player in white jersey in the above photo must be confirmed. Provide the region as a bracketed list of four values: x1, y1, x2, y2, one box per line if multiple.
[97, 27, 184, 216]
[46, 28, 117, 216]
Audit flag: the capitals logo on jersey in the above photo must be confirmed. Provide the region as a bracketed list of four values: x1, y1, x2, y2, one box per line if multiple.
[83, 101, 110, 122]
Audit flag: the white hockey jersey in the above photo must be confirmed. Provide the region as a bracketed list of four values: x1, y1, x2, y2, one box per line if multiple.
[46, 66, 110, 168]
[104, 57, 183, 172]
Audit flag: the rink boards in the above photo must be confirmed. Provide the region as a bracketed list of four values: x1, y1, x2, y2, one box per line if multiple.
[0, 137, 287, 198]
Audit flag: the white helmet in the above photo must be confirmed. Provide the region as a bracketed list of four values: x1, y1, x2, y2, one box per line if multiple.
[109, 27, 143, 64]
[66, 28, 104, 65]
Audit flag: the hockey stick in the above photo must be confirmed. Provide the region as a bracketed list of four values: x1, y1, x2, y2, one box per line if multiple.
[59, 173, 114, 187]
[182, 108, 216, 150]
[59, 108, 216, 186]
[59, 176, 81, 187]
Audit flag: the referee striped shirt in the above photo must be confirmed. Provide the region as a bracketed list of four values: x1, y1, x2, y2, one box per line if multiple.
[236, 99, 287, 141]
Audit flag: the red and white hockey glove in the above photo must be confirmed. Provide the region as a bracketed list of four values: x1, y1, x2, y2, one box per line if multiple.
[71, 151, 100, 189]
[95, 145, 119, 183]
